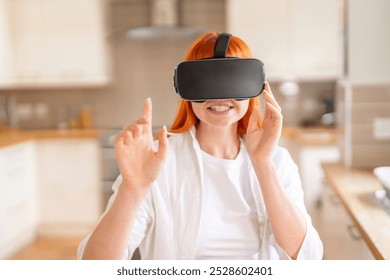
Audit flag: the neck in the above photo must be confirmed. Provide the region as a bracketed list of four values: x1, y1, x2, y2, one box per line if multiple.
[195, 122, 240, 159]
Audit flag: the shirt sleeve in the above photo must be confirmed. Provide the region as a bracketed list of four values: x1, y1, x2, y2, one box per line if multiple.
[272, 147, 324, 260]
[77, 175, 154, 260]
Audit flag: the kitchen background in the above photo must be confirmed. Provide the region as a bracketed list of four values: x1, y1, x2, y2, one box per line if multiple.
[0, 0, 339, 130]
[0, 0, 390, 260]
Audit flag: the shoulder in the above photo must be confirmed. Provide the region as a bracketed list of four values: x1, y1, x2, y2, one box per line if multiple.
[272, 145, 296, 167]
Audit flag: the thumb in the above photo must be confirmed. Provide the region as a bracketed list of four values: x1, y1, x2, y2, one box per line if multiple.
[155, 126, 168, 162]
[247, 107, 261, 134]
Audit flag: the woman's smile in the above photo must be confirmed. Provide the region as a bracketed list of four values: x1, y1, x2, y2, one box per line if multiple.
[207, 104, 235, 113]
[191, 99, 249, 128]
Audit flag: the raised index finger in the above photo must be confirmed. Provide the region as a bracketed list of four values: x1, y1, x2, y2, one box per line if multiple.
[142, 97, 152, 122]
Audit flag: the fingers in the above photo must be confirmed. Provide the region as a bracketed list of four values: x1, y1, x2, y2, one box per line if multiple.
[262, 83, 282, 124]
[141, 97, 152, 134]
[265, 101, 283, 123]
[262, 82, 281, 112]
[247, 106, 261, 134]
[120, 98, 153, 139]
[142, 97, 152, 121]
[156, 126, 168, 162]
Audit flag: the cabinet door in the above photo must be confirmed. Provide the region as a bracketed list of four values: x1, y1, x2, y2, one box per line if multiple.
[0, 0, 14, 86]
[226, 0, 342, 80]
[299, 146, 340, 212]
[0, 141, 38, 259]
[289, 0, 342, 78]
[41, 0, 109, 84]
[9, 0, 45, 83]
[0, 148, 6, 246]
[315, 185, 374, 259]
[37, 139, 102, 235]
[348, 0, 390, 83]
[5, 0, 109, 87]
[226, 0, 290, 77]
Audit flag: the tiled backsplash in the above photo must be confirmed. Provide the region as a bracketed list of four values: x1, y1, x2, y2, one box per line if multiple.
[1, 0, 335, 130]
[337, 81, 390, 168]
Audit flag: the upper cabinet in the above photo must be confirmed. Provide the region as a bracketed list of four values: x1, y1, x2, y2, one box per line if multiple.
[226, 0, 344, 81]
[0, 0, 14, 87]
[0, 0, 110, 89]
[347, 0, 390, 84]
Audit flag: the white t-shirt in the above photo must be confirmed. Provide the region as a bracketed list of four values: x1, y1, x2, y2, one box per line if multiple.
[195, 142, 261, 259]
[77, 128, 324, 260]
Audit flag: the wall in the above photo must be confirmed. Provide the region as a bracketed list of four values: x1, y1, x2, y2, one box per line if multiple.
[336, 0, 390, 168]
[1, 0, 335, 130]
[338, 82, 390, 168]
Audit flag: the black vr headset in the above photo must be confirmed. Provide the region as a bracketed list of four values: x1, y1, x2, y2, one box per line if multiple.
[173, 33, 265, 102]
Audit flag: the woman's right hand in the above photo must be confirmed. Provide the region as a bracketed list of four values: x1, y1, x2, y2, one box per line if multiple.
[114, 98, 168, 196]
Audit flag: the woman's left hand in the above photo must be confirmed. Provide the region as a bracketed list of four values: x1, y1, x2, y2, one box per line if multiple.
[246, 82, 283, 164]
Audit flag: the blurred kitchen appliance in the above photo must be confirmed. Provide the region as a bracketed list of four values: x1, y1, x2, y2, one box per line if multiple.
[99, 128, 142, 259]
[374, 166, 390, 199]
[99, 127, 162, 206]
[320, 95, 336, 126]
[99, 128, 121, 207]
[373, 166, 390, 216]
[123, 0, 202, 39]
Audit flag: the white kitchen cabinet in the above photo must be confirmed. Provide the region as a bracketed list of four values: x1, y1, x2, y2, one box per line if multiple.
[0, 0, 14, 87]
[298, 145, 340, 213]
[1, 0, 110, 88]
[36, 139, 102, 236]
[280, 134, 340, 214]
[314, 183, 374, 259]
[0, 141, 38, 259]
[226, 0, 343, 80]
[347, 0, 390, 84]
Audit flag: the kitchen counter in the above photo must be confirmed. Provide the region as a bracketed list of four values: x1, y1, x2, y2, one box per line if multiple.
[282, 125, 340, 146]
[321, 162, 390, 260]
[1, 125, 340, 148]
[0, 129, 102, 148]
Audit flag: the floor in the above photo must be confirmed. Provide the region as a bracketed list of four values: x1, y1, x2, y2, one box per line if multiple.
[8, 237, 82, 260]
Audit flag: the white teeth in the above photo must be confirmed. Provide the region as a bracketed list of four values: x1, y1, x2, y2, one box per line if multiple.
[208, 105, 231, 112]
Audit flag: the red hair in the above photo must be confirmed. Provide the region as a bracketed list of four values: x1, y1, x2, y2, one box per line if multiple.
[169, 32, 261, 136]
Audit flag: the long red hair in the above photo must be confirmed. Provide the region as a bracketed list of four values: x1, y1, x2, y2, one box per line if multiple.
[169, 32, 261, 136]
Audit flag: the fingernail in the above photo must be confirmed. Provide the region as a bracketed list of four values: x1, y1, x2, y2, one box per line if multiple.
[162, 125, 167, 130]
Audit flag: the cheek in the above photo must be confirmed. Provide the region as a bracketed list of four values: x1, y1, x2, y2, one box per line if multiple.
[237, 100, 250, 118]
[191, 103, 202, 119]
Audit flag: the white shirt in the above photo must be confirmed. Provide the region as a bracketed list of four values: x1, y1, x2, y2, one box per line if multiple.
[77, 127, 323, 260]
[195, 143, 260, 259]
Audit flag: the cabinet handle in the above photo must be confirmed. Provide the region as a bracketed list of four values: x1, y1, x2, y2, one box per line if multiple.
[347, 224, 362, 240]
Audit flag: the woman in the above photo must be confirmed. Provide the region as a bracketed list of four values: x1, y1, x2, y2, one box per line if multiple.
[78, 32, 323, 260]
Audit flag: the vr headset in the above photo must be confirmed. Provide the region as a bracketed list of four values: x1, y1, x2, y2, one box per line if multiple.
[173, 33, 265, 102]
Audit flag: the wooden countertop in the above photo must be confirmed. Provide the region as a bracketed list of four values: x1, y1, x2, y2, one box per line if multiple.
[282, 125, 340, 146]
[0, 129, 102, 148]
[0, 125, 339, 148]
[321, 162, 390, 260]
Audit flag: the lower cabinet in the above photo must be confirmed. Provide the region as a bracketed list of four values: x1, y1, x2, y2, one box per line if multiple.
[280, 137, 340, 214]
[280, 134, 373, 259]
[0, 141, 38, 259]
[0, 138, 102, 259]
[313, 184, 374, 260]
[36, 139, 102, 236]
